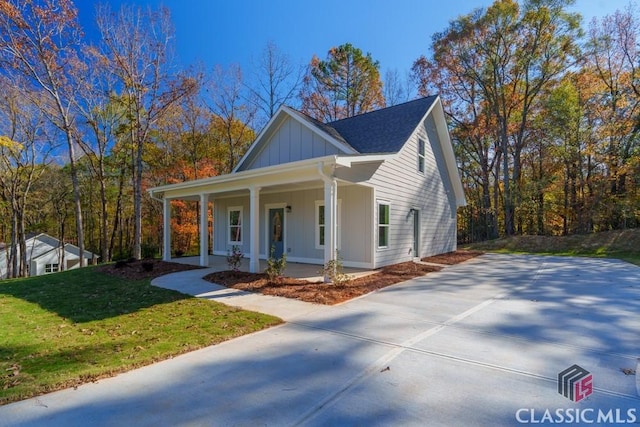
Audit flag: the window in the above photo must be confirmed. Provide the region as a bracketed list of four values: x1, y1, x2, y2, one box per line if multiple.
[228, 207, 243, 244]
[378, 203, 390, 248]
[418, 138, 426, 173]
[45, 263, 59, 273]
[318, 203, 325, 247]
[315, 200, 342, 249]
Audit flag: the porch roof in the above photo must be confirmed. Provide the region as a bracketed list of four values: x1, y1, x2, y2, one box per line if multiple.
[148, 154, 392, 201]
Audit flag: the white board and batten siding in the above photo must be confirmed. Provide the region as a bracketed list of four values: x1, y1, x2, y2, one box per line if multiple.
[243, 117, 344, 170]
[369, 115, 458, 268]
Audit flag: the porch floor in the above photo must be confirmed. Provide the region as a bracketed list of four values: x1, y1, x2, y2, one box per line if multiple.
[169, 255, 375, 282]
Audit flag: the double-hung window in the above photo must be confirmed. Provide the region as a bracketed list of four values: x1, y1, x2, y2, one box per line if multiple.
[315, 200, 341, 249]
[418, 138, 426, 173]
[228, 207, 243, 244]
[378, 202, 390, 248]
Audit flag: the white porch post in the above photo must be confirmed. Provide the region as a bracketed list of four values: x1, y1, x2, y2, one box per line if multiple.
[323, 178, 338, 282]
[249, 186, 261, 273]
[162, 197, 171, 261]
[199, 193, 209, 267]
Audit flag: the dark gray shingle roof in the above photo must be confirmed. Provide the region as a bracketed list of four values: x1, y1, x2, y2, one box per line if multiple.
[325, 96, 438, 154]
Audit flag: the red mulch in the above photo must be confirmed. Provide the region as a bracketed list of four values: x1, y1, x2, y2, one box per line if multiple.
[204, 250, 483, 305]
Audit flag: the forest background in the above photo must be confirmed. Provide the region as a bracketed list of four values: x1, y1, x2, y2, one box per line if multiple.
[0, 0, 638, 278]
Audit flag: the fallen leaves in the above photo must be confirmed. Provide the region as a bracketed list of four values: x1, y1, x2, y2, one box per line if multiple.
[2, 364, 21, 390]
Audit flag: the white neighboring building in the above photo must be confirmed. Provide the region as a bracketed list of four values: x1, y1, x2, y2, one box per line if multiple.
[0, 233, 97, 279]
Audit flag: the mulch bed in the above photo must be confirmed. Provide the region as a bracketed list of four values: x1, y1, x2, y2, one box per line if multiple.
[204, 250, 483, 305]
[204, 261, 443, 305]
[96, 258, 203, 280]
[97, 250, 483, 305]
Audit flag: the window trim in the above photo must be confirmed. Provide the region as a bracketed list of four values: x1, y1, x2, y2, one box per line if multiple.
[228, 206, 243, 245]
[377, 202, 390, 249]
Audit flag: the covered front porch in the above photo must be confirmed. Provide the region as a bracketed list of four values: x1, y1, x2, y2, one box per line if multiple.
[148, 155, 388, 278]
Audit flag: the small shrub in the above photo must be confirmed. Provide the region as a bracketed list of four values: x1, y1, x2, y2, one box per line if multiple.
[321, 252, 352, 285]
[226, 245, 244, 272]
[141, 243, 158, 259]
[174, 249, 184, 258]
[265, 245, 286, 282]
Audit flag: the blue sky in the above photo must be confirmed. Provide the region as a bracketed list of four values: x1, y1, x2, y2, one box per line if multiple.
[77, 0, 634, 77]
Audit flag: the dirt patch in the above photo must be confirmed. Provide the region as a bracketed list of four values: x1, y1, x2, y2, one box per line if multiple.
[204, 251, 482, 305]
[421, 250, 484, 265]
[96, 258, 203, 280]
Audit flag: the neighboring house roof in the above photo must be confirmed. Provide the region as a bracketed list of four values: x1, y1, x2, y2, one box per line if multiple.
[0, 233, 98, 263]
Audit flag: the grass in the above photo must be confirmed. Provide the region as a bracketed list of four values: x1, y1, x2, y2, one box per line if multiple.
[465, 228, 640, 266]
[0, 267, 282, 405]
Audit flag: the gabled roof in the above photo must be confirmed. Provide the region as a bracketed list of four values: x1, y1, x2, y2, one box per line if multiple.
[0, 233, 98, 262]
[326, 96, 439, 154]
[152, 96, 465, 207]
[235, 97, 440, 172]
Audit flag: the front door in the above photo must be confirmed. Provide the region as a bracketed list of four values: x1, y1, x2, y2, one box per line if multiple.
[268, 208, 285, 258]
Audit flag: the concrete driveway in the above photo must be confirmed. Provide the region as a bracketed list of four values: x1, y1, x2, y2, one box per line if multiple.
[2, 254, 639, 426]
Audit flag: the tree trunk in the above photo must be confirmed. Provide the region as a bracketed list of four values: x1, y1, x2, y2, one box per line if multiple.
[133, 125, 144, 260]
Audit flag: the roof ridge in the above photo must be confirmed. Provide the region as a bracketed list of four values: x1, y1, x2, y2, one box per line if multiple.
[326, 96, 437, 126]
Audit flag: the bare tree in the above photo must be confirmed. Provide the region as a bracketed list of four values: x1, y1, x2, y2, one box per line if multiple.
[96, 3, 197, 259]
[384, 68, 414, 106]
[73, 46, 127, 262]
[205, 64, 257, 174]
[248, 41, 304, 126]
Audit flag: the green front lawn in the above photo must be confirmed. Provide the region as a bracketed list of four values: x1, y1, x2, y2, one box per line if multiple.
[0, 267, 282, 405]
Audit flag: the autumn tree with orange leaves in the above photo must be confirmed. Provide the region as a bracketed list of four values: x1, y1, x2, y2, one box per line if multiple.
[413, 0, 582, 238]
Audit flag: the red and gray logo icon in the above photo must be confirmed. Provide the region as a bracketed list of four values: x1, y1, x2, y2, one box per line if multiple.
[558, 364, 593, 402]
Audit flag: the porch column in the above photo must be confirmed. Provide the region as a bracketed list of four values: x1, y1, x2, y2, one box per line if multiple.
[323, 178, 338, 281]
[162, 197, 171, 261]
[199, 193, 209, 267]
[249, 186, 261, 273]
